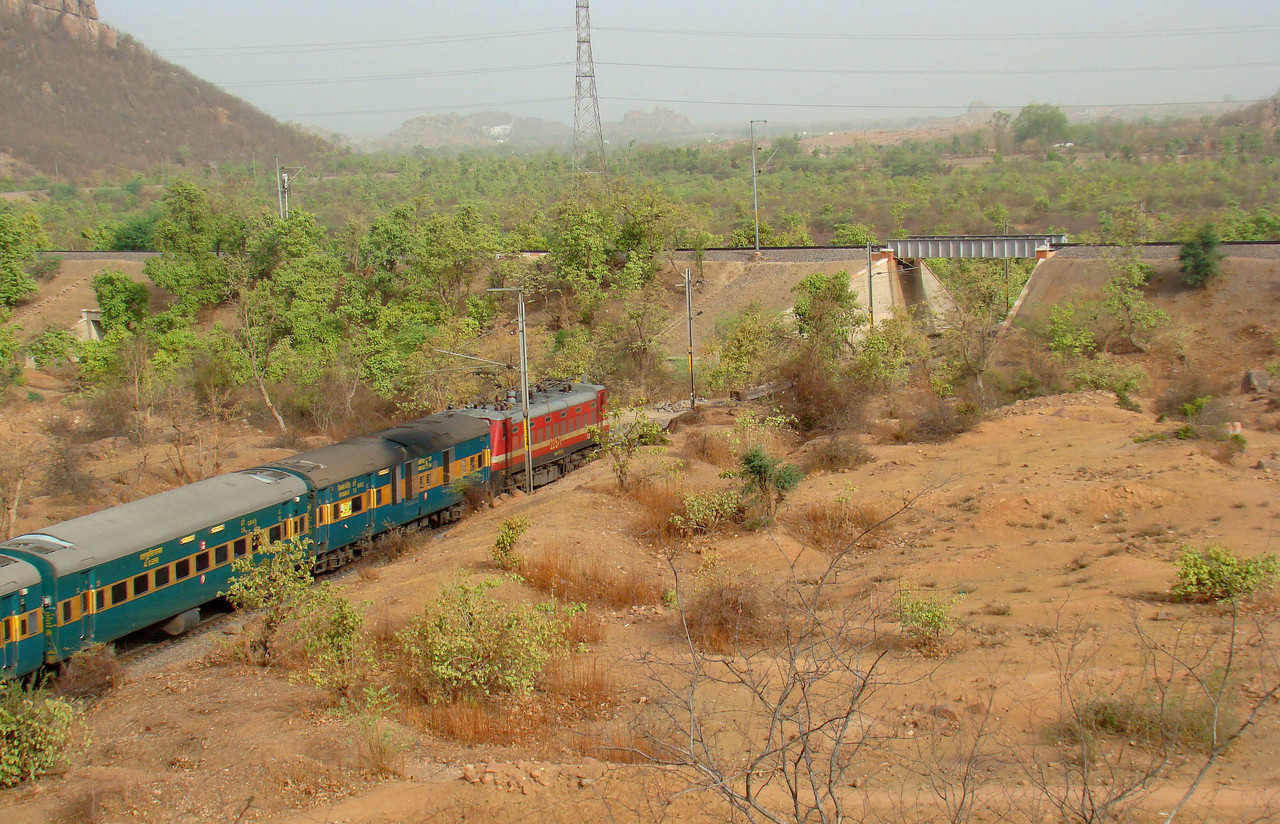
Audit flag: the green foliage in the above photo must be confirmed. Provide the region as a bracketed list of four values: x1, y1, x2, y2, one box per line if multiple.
[1173, 545, 1279, 602]
[892, 585, 959, 649]
[735, 446, 803, 523]
[1180, 396, 1212, 420]
[1068, 357, 1146, 411]
[0, 318, 20, 388]
[669, 489, 742, 535]
[1044, 304, 1096, 358]
[105, 214, 156, 251]
[92, 269, 149, 332]
[705, 304, 786, 392]
[1013, 103, 1070, 147]
[293, 588, 371, 707]
[25, 328, 76, 370]
[395, 577, 568, 702]
[1179, 223, 1225, 288]
[791, 271, 864, 359]
[223, 536, 315, 663]
[0, 681, 83, 787]
[1098, 254, 1167, 351]
[0, 207, 46, 306]
[831, 222, 878, 246]
[588, 405, 665, 491]
[491, 516, 530, 571]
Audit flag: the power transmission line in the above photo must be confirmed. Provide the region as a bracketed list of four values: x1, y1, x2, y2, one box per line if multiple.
[572, 0, 606, 172]
[163, 27, 571, 57]
[599, 95, 1273, 112]
[287, 96, 572, 118]
[594, 23, 1280, 42]
[597, 59, 1280, 76]
[219, 62, 571, 89]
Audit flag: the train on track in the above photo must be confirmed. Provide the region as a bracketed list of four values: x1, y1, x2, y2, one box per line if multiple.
[0, 381, 607, 680]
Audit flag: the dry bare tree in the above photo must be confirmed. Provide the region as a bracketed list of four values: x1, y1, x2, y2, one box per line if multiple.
[628, 494, 931, 823]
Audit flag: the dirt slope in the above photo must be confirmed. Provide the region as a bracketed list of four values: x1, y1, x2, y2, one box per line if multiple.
[1, 390, 1278, 823]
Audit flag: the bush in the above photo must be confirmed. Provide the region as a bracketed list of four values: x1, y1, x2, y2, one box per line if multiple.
[25, 328, 77, 370]
[588, 405, 665, 491]
[892, 585, 960, 650]
[799, 436, 874, 473]
[395, 578, 568, 702]
[53, 643, 122, 699]
[669, 489, 742, 536]
[223, 537, 314, 664]
[0, 681, 83, 787]
[784, 499, 887, 552]
[1172, 545, 1279, 602]
[1180, 224, 1225, 288]
[491, 516, 530, 571]
[523, 550, 663, 608]
[292, 589, 370, 707]
[683, 579, 774, 653]
[735, 446, 803, 523]
[1068, 357, 1145, 411]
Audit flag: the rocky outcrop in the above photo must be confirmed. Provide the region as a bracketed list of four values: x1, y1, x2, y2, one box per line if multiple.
[2, 0, 116, 48]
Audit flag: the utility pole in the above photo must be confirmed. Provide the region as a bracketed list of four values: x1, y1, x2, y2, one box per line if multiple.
[866, 242, 875, 326]
[750, 119, 767, 252]
[684, 267, 696, 411]
[274, 156, 284, 220]
[572, 0, 606, 172]
[1004, 258, 1011, 312]
[489, 287, 534, 494]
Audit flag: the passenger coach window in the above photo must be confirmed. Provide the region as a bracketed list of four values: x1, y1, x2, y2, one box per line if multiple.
[215, 546, 228, 565]
[351, 496, 363, 514]
[95, 590, 106, 611]
[1, 620, 9, 641]
[234, 538, 248, 557]
[175, 559, 191, 580]
[154, 566, 171, 587]
[331, 503, 342, 521]
[110, 582, 128, 605]
[133, 574, 149, 596]
[61, 602, 71, 622]
[269, 525, 282, 543]
[195, 553, 210, 573]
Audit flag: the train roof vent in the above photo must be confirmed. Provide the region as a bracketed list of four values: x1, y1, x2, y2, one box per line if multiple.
[3, 535, 73, 554]
[244, 469, 292, 484]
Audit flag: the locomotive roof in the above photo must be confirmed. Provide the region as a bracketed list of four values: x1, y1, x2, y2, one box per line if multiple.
[2, 471, 308, 576]
[454, 382, 603, 423]
[264, 436, 407, 488]
[377, 411, 490, 457]
[0, 554, 41, 595]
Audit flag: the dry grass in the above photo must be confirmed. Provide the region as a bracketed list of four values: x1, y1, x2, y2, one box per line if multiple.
[573, 726, 662, 764]
[784, 499, 889, 552]
[681, 430, 735, 467]
[682, 579, 776, 654]
[368, 607, 406, 657]
[524, 550, 663, 608]
[800, 436, 874, 473]
[564, 609, 607, 646]
[541, 656, 619, 711]
[54, 643, 122, 699]
[628, 477, 685, 543]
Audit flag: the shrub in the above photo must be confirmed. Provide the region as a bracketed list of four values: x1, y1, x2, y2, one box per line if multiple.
[1172, 545, 1279, 602]
[292, 589, 371, 707]
[588, 405, 665, 491]
[491, 516, 530, 571]
[669, 489, 742, 536]
[0, 681, 83, 787]
[892, 585, 960, 650]
[681, 430, 734, 467]
[800, 436, 874, 473]
[1179, 224, 1225, 288]
[25, 328, 77, 370]
[1068, 357, 1145, 411]
[629, 477, 685, 543]
[395, 578, 568, 702]
[683, 579, 774, 653]
[53, 643, 122, 699]
[892, 392, 981, 442]
[223, 537, 314, 664]
[735, 446, 803, 522]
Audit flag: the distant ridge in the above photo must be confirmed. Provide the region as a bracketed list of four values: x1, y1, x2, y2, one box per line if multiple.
[0, 0, 329, 178]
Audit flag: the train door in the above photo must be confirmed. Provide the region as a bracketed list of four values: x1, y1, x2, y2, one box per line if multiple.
[75, 571, 94, 643]
[391, 464, 402, 506]
[404, 460, 419, 501]
[442, 449, 454, 489]
[1, 600, 12, 673]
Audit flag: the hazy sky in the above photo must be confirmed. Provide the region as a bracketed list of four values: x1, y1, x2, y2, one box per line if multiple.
[101, 0, 1280, 137]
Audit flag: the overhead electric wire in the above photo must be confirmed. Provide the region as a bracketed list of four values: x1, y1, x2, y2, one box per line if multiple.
[599, 95, 1272, 112]
[219, 62, 571, 89]
[162, 26, 571, 57]
[595, 23, 1280, 42]
[598, 59, 1280, 76]
[288, 96, 572, 118]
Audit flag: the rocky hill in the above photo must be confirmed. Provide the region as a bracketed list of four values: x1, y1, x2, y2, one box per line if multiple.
[0, 0, 329, 178]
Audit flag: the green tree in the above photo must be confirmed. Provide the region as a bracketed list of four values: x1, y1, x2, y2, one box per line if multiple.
[1179, 224, 1225, 288]
[831, 222, 878, 246]
[1098, 254, 1167, 351]
[223, 536, 315, 664]
[587, 404, 664, 491]
[0, 207, 46, 306]
[791, 271, 863, 359]
[1013, 103, 1069, 147]
[92, 270, 149, 332]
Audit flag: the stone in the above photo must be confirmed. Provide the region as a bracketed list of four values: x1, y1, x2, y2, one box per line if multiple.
[1254, 454, 1280, 474]
[1242, 369, 1273, 394]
